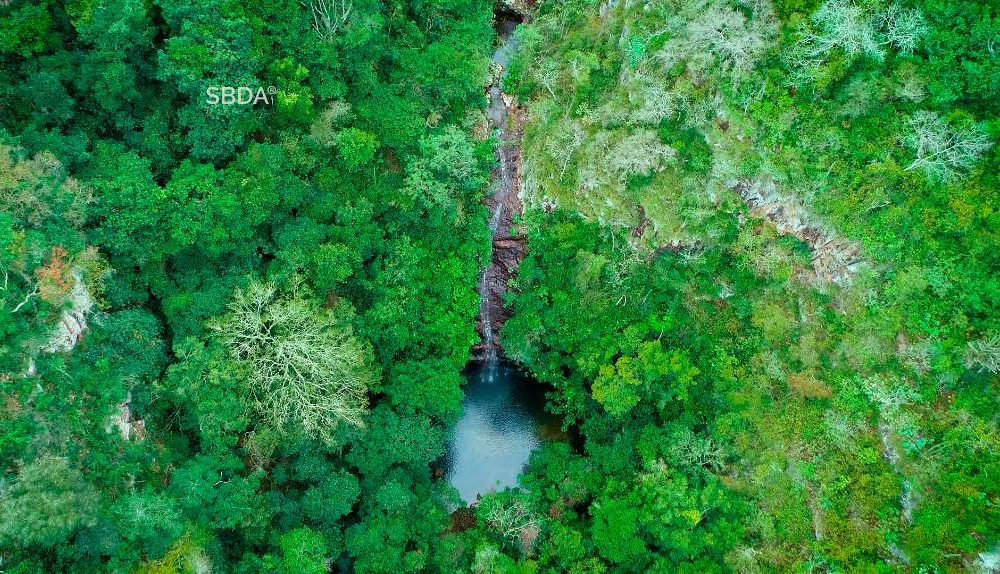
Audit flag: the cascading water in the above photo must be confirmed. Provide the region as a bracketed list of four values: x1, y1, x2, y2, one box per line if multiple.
[471, 13, 521, 375]
[443, 11, 560, 505]
[478, 203, 505, 382]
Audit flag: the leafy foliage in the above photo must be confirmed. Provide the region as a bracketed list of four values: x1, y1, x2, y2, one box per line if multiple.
[1, 0, 998, 571]
[500, 0, 1000, 570]
[0, 0, 493, 569]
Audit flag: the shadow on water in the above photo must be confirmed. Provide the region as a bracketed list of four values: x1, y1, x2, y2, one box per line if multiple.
[444, 359, 562, 505]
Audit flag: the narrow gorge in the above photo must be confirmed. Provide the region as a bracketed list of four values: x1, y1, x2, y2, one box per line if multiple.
[472, 11, 528, 370]
[444, 10, 556, 504]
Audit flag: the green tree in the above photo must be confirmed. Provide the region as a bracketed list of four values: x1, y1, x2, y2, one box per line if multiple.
[0, 456, 100, 549]
[337, 127, 379, 169]
[266, 527, 329, 574]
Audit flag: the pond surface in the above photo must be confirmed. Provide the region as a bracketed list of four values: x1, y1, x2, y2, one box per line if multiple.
[445, 360, 557, 504]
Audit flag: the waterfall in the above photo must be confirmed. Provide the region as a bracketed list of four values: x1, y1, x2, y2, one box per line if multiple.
[478, 203, 505, 382]
[473, 12, 524, 383]
[443, 8, 547, 507]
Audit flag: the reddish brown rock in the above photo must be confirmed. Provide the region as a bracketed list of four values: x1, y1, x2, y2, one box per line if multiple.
[473, 66, 529, 362]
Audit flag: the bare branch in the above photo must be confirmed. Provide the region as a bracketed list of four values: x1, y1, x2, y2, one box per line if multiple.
[11, 284, 39, 314]
[212, 281, 372, 440]
[301, 0, 352, 42]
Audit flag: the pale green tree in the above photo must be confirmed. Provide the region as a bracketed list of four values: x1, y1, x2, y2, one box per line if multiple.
[0, 456, 100, 549]
[904, 111, 991, 182]
[211, 281, 373, 439]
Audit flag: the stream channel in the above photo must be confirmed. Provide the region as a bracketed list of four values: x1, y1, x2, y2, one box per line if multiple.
[443, 12, 559, 505]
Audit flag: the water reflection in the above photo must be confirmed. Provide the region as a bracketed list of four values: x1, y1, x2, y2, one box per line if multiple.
[445, 360, 555, 504]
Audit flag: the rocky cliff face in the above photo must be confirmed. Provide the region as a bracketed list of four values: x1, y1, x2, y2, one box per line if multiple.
[41, 271, 94, 354]
[472, 17, 528, 362]
[733, 178, 865, 287]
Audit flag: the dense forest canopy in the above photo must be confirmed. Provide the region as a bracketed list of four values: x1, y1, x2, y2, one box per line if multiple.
[0, 0, 998, 572]
[502, 0, 1000, 570]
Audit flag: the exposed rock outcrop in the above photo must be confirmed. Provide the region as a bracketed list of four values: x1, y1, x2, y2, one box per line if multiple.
[105, 391, 147, 442]
[473, 17, 528, 362]
[498, 0, 533, 18]
[733, 178, 865, 286]
[41, 271, 94, 354]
